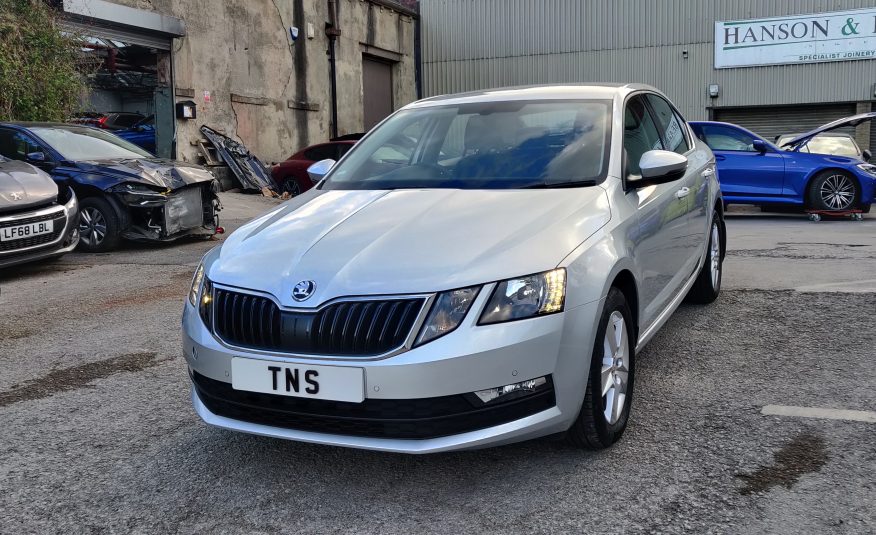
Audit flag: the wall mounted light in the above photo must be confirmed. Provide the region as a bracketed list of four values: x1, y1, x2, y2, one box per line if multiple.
[708, 84, 720, 98]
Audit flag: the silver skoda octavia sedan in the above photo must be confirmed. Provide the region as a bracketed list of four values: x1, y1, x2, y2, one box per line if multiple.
[183, 84, 723, 453]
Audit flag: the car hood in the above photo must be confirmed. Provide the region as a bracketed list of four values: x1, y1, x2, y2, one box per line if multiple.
[782, 112, 876, 148]
[0, 160, 58, 212]
[209, 187, 611, 307]
[74, 158, 215, 190]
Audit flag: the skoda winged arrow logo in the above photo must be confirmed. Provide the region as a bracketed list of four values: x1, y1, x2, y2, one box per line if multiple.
[292, 280, 316, 301]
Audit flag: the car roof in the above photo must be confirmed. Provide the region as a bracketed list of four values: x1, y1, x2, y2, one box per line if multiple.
[405, 83, 659, 108]
[0, 122, 77, 128]
[689, 120, 759, 133]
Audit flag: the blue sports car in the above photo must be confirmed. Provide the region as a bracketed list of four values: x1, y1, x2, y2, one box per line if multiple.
[690, 113, 876, 213]
[115, 115, 155, 154]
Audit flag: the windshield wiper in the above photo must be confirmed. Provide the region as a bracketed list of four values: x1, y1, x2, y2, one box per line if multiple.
[522, 179, 598, 189]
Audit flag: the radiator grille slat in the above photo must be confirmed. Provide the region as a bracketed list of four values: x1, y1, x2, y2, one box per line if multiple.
[211, 287, 423, 356]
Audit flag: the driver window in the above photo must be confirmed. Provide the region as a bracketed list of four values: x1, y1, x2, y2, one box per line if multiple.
[700, 125, 757, 152]
[0, 129, 44, 161]
[623, 96, 663, 175]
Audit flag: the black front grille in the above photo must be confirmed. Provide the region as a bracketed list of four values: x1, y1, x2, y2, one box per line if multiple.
[192, 371, 556, 439]
[211, 287, 425, 356]
[0, 210, 67, 252]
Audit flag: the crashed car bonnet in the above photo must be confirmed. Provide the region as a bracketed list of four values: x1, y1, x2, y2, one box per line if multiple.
[0, 123, 222, 252]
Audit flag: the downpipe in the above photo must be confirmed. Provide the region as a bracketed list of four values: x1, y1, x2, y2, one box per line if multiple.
[326, 0, 341, 138]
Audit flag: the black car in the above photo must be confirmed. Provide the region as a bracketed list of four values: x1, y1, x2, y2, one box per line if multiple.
[0, 123, 221, 252]
[70, 111, 146, 131]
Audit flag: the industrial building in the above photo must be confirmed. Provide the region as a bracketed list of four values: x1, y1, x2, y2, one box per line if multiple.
[61, 0, 418, 163]
[420, 0, 876, 153]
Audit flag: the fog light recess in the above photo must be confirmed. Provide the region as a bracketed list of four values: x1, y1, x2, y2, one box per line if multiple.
[472, 376, 549, 405]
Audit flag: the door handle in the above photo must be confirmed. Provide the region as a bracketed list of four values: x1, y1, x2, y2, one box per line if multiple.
[675, 187, 690, 199]
[714, 155, 726, 161]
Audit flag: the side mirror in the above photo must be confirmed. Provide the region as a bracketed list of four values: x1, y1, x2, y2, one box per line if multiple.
[752, 139, 768, 153]
[628, 150, 688, 187]
[307, 158, 336, 182]
[863, 149, 872, 162]
[26, 151, 46, 163]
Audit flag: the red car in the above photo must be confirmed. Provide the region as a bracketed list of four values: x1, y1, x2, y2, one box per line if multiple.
[271, 137, 360, 195]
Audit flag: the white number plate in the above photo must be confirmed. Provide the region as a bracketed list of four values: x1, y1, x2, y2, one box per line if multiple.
[0, 219, 53, 242]
[231, 357, 365, 403]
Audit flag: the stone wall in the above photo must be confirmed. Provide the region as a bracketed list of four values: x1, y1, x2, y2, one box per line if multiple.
[112, 0, 417, 164]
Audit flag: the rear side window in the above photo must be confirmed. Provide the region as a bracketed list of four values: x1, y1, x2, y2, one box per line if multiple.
[646, 95, 689, 154]
[112, 114, 141, 128]
[336, 143, 353, 158]
[623, 96, 663, 175]
[304, 144, 338, 161]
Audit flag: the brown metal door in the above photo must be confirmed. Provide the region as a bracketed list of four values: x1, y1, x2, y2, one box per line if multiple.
[362, 57, 393, 130]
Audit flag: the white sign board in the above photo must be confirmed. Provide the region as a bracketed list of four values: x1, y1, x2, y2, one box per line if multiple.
[715, 8, 876, 68]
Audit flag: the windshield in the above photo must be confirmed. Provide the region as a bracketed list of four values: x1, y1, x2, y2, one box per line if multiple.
[321, 100, 612, 190]
[779, 134, 861, 157]
[803, 135, 860, 157]
[31, 126, 153, 161]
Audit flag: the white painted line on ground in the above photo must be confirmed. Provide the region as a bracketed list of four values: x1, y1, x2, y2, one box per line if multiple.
[762, 405, 876, 423]
[794, 279, 876, 293]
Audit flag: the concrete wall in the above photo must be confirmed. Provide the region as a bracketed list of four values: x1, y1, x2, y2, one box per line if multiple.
[111, 0, 417, 164]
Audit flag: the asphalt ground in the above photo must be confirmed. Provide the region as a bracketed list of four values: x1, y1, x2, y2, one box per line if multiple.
[1, 197, 874, 534]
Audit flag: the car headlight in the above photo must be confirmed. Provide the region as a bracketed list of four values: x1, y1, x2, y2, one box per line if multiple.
[415, 286, 480, 346]
[189, 262, 205, 306]
[110, 183, 167, 195]
[857, 163, 876, 177]
[479, 268, 566, 325]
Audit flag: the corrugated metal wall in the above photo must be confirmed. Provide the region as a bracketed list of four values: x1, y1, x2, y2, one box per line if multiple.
[421, 0, 876, 122]
[714, 104, 857, 142]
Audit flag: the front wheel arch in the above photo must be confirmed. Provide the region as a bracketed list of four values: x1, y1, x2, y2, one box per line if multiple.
[715, 199, 727, 260]
[609, 270, 639, 343]
[802, 168, 862, 210]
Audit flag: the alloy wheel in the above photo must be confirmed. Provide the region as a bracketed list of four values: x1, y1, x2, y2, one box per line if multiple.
[819, 174, 854, 210]
[79, 207, 107, 246]
[601, 311, 629, 424]
[710, 222, 720, 289]
[285, 180, 301, 196]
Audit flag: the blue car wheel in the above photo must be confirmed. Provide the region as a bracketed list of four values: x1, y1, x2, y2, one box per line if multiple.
[807, 170, 859, 211]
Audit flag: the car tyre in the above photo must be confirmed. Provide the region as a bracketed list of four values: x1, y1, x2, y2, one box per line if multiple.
[807, 170, 859, 211]
[567, 287, 635, 450]
[686, 210, 723, 304]
[77, 196, 120, 252]
[283, 178, 302, 196]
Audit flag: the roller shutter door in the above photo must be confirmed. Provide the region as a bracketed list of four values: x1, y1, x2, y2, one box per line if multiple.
[60, 21, 172, 50]
[713, 104, 857, 144]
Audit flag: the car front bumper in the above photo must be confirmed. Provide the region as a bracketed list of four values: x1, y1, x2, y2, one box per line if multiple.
[113, 182, 221, 242]
[0, 192, 79, 269]
[182, 286, 601, 453]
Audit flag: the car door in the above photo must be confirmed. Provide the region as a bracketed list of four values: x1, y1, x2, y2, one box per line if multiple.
[645, 94, 705, 268]
[695, 123, 785, 197]
[623, 95, 692, 327]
